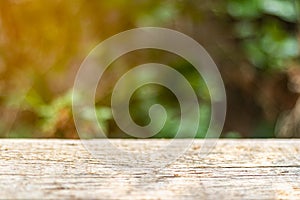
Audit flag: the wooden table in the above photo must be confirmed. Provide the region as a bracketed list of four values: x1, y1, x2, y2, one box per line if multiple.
[0, 139, 300, 199]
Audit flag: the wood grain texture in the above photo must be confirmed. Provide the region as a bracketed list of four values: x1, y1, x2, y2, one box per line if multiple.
[0, 139, 300, 199]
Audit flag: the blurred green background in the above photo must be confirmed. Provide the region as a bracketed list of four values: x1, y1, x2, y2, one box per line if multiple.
[0, 0, 299, 138]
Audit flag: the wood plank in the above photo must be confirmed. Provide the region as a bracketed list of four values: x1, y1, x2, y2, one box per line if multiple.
[0, 139, 300, 199]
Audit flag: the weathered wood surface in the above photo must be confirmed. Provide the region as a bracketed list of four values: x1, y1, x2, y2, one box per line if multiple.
[1, 139, 300, 199]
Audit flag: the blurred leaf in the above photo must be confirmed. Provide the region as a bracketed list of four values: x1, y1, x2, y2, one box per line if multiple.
[261, 0, 298, 22]
[196, 103, 211, 138]
[243, 40, 267, 68]
[136, 2, 178, 26]
[227, 0, 262, 19]
[225, 131, 242, 138]
[234, 21, 256, 38]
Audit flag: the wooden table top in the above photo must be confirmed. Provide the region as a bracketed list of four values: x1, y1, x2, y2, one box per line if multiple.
[0, 139, 299, 199]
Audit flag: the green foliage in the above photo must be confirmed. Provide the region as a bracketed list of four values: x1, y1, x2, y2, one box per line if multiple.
[228, 0, 299, 70]
[0, 0, 299, 138]
[228, 0, 298, 22]
[225, 131, 242, 138]
[227, 0, 262, 19]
